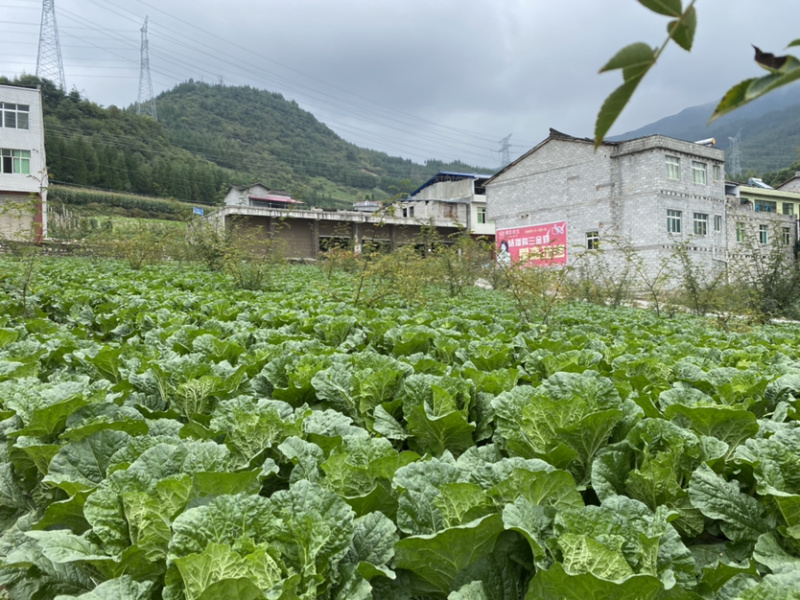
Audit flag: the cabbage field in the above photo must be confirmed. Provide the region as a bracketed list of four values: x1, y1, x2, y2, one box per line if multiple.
[1, 257, 800, 600]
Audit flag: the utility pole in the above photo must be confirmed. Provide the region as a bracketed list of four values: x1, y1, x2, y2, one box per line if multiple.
[137, 16, 157, 120]
[727, 130, 742, 178]
[36, 0, 67, 90]
[498, 134, 512, 168]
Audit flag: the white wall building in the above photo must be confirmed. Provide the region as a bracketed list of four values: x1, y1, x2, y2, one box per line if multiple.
[223, 183, 304, 210]
[0, 84, 48, 241]
[486, 130, 765, 274]
[404, 171, 495, 237]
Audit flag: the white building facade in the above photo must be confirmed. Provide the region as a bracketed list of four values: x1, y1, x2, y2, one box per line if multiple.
[0, 84, 48, 240]
[483, 129, 796, 277]
[223, 183, 304, 210]
[404, 171, 495, 237]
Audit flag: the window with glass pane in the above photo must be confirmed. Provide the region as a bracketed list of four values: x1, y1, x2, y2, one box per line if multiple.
[0, 149, 30, 174]
[586, 231, 599, 250]
[759, 225, 768, 245]
[782, 227, 791, 245]
[476, 206, 487, 224]
[1, 103, 30, 129]
[713, 165, 722, 181]
[665, 155, 680, 180]
[693, 213, 708, 236]
[667, 209, 681, 233]
[714, 215, 722, 232]
[783, 202, 794, 216]
[692, 161, 707, 184]
[755, 200, 776, 212]
[736, 222, 745, 242]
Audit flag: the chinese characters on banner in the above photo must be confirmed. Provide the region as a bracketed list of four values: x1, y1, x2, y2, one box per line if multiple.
[496, 221, 568, 266]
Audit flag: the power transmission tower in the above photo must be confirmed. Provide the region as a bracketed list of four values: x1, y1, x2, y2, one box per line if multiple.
[137, 16, 157, 120]
[36, 0, 66, 90]
[727, 130, 742, 178]
[498, 134, 512, 168]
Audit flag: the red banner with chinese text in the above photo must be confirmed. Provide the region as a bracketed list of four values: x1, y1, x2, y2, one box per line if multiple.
[496, 221, 568, 266]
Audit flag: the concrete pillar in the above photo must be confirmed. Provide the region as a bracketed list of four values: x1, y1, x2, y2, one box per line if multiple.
[351, 222, 360, 253]
[311, 220, 319, 259]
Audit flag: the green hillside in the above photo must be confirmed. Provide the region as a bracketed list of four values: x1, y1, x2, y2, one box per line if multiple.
[155, 80, 490, 205]
[1, 76, 491, 207]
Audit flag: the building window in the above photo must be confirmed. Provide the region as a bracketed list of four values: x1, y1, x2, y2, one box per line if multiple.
[443, 204, 457, 219]
[692, 161, 707, 184]
[693, 212, 708, 236]
[586, 230, 600, 250]
[0, 149, 31, 174]
[714, 215, 722, 232]
[1, 103, 29, 129]
[759, 224, 768, 245]
[782, 227, 791, 245]
[666, 155, 680, 180]
[783, 202, 794, 216]
[476, 206, 487, 224]
[713, 164, 722, 182]
[667, 209, 682, 233]
[736, 222, 745, 242]
[755, 200, 777, 212]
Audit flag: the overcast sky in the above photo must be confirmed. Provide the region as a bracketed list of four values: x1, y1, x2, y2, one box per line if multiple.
[2, 0, 799, 168]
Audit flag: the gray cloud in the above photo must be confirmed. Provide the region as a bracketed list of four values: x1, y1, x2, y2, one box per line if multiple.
[3, 0, 799, 168]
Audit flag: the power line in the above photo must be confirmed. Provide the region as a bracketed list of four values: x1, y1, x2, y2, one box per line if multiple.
[10, 0, 540, 166]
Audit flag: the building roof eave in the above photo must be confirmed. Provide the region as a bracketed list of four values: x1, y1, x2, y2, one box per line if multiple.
[484, 128, 613, 186]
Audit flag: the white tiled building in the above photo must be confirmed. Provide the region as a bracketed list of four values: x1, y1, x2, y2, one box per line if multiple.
[0, 84, 48, 241]
[404, 171, 495, 237]
[485, 129, 795, 278]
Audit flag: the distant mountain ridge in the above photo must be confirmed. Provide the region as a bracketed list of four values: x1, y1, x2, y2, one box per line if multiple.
[609, 82, 800, 174]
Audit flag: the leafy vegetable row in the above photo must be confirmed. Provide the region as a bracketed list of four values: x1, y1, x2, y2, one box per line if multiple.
[0, 257, 799, 599]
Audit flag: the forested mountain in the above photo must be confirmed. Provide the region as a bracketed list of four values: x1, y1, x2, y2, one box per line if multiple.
[156, 81, 488, 205]
[610, 82, 800, 175]
[1, 76, 490, 207]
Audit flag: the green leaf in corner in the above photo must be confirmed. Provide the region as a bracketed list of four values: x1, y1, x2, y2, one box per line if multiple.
[711, 78, 756, 121]
[595, 79, 642, 149]
[712, 53, 800, 120]
[637, 0, 682, 17]
[667, 5, 697, 51]
[599, 43, 655, 81]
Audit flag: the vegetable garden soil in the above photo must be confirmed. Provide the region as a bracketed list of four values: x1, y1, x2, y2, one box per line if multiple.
[1, 257, 800, 599]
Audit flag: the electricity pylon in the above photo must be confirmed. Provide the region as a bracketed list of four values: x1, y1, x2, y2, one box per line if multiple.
[137, 16, 157, 120]
[727, 130, 742, 178]
[36, 0, 67, 90]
